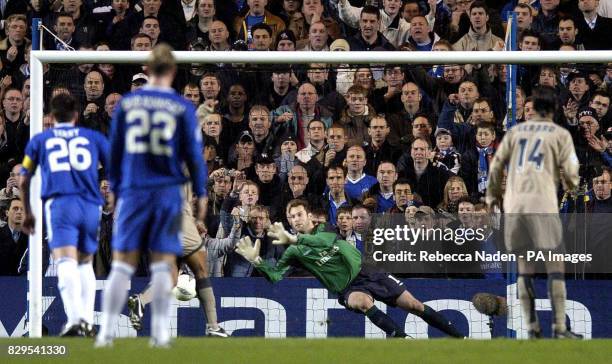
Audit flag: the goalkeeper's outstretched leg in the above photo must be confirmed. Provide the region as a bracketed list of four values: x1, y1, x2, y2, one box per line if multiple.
[343, 284, 464, 338]
[345, 292, 407, 338]
[395, 291, 464, 338]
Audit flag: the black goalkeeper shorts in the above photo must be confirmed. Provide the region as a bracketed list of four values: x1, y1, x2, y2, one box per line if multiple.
[338, 266, 406, 310]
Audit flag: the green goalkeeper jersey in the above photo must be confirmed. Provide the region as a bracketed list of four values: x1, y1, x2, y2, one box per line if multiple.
[255, 224, 362, 293]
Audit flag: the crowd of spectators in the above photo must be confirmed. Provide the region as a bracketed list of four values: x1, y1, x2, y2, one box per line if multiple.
[0, 0, 611, 278]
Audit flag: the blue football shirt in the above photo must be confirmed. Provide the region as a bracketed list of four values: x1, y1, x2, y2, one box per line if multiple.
[344, 174, 378, 200]
[21, 123, 110, 205]
[109, 86, 207, 197]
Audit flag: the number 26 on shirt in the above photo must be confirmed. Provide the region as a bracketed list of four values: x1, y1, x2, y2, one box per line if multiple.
[46, 137, 92, 172]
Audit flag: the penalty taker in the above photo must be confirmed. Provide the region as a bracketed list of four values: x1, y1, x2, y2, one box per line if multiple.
[235, 199, 465, 339]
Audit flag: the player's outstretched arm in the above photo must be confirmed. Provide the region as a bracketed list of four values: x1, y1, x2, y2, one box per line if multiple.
[267, 222, 298, 245]
[236, 235, 295, 284]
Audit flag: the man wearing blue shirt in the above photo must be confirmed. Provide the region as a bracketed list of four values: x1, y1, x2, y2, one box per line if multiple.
[96, 44, 208, 348]
[345, 145, 378, 201]
[373, 161, 398, 213]
[20, 93, 110, 337]
[320, 164, 355, 225]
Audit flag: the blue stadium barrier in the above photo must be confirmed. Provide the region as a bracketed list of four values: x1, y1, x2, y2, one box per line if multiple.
[0, 277, 608, 338]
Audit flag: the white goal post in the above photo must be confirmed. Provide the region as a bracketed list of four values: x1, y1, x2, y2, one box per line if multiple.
[28, 49, 612, 338]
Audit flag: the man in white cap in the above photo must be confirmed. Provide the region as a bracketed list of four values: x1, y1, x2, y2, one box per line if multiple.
[130, 72, 148, 91]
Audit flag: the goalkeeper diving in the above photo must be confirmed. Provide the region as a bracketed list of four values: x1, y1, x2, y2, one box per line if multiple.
[236, 199, 465, 338]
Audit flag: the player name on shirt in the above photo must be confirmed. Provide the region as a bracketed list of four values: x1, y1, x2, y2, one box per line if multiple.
[52, 128, 80, 138]
[513, 123, 556, 133]
[122, 95, 186, 115]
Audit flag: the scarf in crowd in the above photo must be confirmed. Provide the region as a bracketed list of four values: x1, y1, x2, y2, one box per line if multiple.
[477, 145, 495, 194]
[434, 147, 459, 173]
[437, 147, 456, 159]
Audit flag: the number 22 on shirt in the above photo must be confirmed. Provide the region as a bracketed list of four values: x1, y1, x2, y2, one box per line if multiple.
[125, 109, 176, 156]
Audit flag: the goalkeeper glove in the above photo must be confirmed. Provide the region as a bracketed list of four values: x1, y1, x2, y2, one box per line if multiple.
[267, 222, 298, 245]
[235, 236, 262, 265]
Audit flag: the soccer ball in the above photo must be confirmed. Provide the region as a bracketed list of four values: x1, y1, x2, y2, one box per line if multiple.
[172, 274, 197, 301]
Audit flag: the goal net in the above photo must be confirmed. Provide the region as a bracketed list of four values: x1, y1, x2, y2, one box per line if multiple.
[26, 44, 612, 339]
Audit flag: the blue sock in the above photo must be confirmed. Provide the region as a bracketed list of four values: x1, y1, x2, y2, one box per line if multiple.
[365, 306, 406, 338]
[417, 305, 464, 338]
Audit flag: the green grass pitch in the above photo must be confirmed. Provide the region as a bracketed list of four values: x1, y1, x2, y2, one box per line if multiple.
[1, 338, 611, 364]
